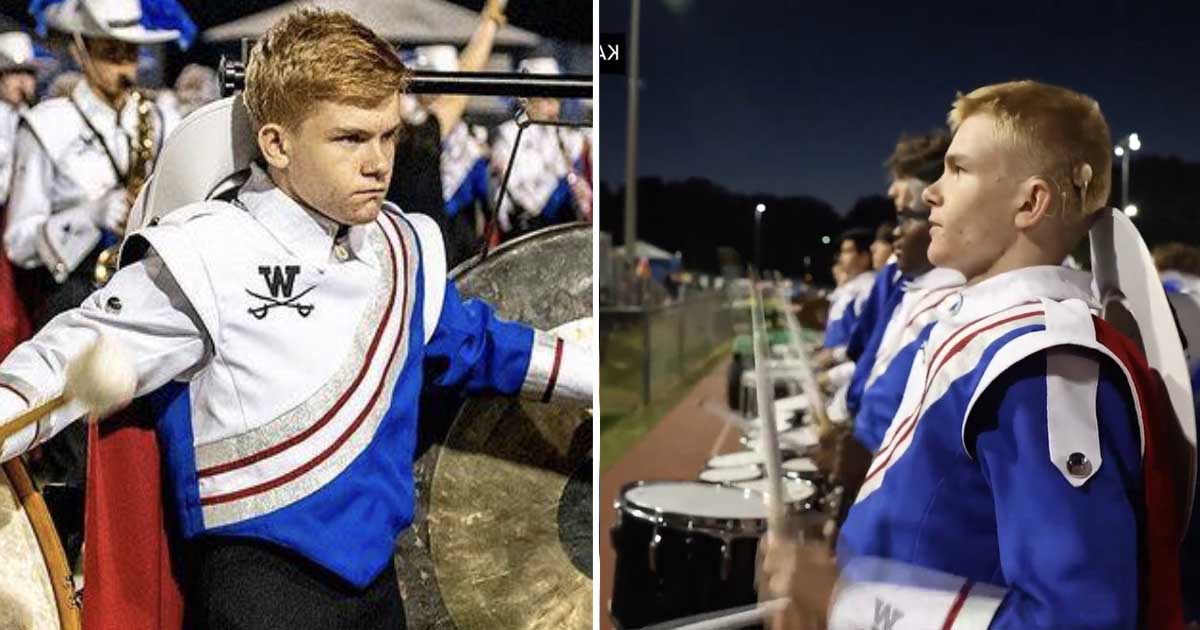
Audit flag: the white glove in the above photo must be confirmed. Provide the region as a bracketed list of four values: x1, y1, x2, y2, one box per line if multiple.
[95, 189, 131, 235]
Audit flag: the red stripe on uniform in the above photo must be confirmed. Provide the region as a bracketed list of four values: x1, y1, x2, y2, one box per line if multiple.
[864, 310, 1043, 483]
[196, 218, 403, 479]
[199, 215, 410, 503]
[941, 579, 974, 630]
[540, 338, 564, 403]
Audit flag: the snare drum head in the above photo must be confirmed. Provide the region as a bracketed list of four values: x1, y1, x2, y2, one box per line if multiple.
[0, 464, 62, 630]
[698, 465, 762, 483]
[782, 458, 817, 473]
[707, 451, 763, 468]
[733, 478, 817, 503]
[623, 481, 767, 520]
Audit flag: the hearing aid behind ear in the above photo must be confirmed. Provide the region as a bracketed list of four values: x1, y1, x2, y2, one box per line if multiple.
[1073, 162, 1093, 214]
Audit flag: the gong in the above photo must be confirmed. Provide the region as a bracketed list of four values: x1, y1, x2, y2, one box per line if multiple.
[395, 223, 593, 629]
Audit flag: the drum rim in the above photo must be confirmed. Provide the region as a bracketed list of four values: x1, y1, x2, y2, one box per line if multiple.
[2, 459, 81, 630]
[614, 480, 767, 537]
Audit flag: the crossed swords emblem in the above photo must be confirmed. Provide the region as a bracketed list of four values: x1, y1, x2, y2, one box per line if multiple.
[245, 285, 316, 319]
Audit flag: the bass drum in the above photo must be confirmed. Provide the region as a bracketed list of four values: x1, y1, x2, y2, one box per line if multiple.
[395, 222, 593, 630]
[0, 459, 80, 630]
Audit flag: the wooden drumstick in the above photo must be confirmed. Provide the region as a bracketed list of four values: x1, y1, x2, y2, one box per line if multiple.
[778, 296, 830, 435]
[748, 273, 787, 534]
[0, 394, 66, 445]
[0, 334, 136, 448]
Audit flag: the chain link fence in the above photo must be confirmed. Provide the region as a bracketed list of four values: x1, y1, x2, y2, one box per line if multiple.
[599, 292, 735, 417]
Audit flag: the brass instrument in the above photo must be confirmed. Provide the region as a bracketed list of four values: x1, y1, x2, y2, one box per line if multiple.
[94, 89, 155, 286]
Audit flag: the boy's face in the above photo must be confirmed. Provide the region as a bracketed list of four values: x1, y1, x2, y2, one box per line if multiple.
[922, 114, 1022, 280]
[870, 239, 892, 270]
[282, 94, 401, 225]
[0, 71, 35, 107]
[888, 177, 928, 212]
[838, 239, 871, 276]
[73, 37, 139, 104]
[893, 208, 933, 275]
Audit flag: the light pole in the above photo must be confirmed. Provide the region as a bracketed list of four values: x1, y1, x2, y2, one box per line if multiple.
[623, 0, 642, 268]
[1113, 132, 1141, 213]
[754, 203, 766, 272]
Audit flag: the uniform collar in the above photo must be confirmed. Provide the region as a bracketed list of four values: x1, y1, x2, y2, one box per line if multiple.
[940, 265, 1096, 325]
[906, 267, 966, 292]
[71, 80, 125, 132]
[236, 163, 376, 268]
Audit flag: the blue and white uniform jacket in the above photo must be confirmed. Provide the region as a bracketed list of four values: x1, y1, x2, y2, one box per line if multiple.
[0, 165, 591, 589]
[851, 267, 964, 451]
[490, 121, 588, 230]
[440, 121, 489, 219]
[836, 266, 1159, 629]
[823, 270, 876, 352]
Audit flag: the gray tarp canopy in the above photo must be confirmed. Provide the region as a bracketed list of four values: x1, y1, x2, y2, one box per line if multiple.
[203, 0, 541, 47]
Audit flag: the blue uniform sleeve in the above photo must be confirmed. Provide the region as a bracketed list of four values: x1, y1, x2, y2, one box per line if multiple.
[845, 274, 885, 361]
[424, 280, 534, 396]
[969, 349, 1142, 629]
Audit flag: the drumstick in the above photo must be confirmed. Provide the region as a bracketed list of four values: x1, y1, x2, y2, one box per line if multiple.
[638, 597, 790, 630]
[777, 294, 830, 434]
[748, 274, 786, 534]
[0, 394, 66, 445]
[0, 334, 136, 446]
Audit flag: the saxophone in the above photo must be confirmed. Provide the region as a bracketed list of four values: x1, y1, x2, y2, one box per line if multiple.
[94, 89, 155, 286]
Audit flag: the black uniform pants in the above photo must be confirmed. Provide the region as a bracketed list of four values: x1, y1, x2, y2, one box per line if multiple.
[187, 537, 407, 630]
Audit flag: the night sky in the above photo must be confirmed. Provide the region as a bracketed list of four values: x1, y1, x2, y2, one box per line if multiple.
[600, 1, 1200, 212]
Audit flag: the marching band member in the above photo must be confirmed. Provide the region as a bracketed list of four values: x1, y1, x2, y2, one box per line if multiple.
[869, 221, 895, 272]
[2, 0, 183, 568]
[816, 228, 876, 364]
[408, 43, 493, 266]
[0, 9, 592, 629]
[0, 31, 39, 206]
[491, 56, 592, 238]
[765, 80, 1186, 630]
[387, 0, 505, 268]
[0, 31, 39, 358]
[6, 0, 181, 325]
[843, 131, 955, 422]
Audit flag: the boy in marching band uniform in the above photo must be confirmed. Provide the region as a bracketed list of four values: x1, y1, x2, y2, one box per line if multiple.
[491, 56, 592, 238]
[0, 9, 591, 629]
[766, 81, 1187, 629]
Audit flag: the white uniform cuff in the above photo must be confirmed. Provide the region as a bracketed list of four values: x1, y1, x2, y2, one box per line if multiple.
[0, 385, 34, 462]
[829, 557, 1006, 630]
[521, 332, 591, 403]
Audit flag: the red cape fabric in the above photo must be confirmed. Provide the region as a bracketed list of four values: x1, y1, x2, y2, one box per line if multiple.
[83, 406, 183, 630]
[1095, 316, 1187, 630]
[0, 248, 30, 358]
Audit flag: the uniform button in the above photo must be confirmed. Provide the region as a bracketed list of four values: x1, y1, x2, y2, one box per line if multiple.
[1066, 452, 1092, 477]
[334, 244, 349, 261]
[948, 292, 963, 314]
[105, 296, 123, 314]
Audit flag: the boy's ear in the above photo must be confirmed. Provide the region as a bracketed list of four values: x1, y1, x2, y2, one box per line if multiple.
[1015, 176, 1055, 230]
[257, 123, 290, 169]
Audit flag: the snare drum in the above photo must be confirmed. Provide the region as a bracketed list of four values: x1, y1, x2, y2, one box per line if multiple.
[782, 456, 820, 480]
[610, 481, 766, 629]
[0, 460, 81, 630]
[733, 477, 818, 508]
[705, 450, 763, 469]
[698, 465, 761, 484]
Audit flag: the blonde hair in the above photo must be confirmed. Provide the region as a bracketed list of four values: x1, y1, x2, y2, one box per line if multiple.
[948, 80, 1112, 217]
[243, 8, 410, 131]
